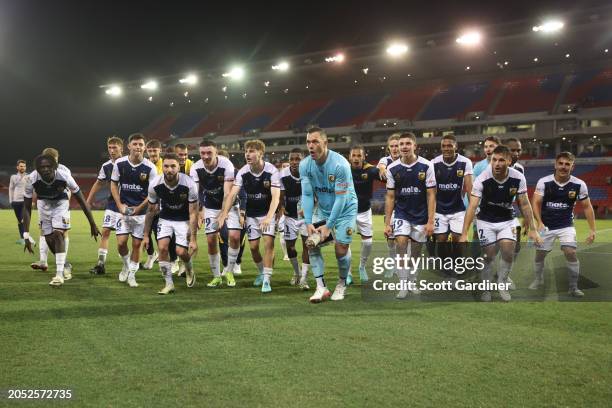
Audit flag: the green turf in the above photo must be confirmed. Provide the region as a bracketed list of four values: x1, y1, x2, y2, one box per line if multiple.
[1, 210, 611, 407]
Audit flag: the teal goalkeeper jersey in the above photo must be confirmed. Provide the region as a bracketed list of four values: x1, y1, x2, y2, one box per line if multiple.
[299, 150, 358, 229]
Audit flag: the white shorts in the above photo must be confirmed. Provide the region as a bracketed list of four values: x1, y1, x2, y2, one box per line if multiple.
[246, 216, 276, 240]
[204, 206, 241, 234]
[38, 199, 70, 236]
[536, 226, 577, 252]
[434, 211, 465, 235]
[475, 219, 517, 247]
[392, 218, 427, 243]
[158, 218, 190, 248]
[102, 209, 121, 230]
[513, 217, 521, 228]
[356, 209, 373, 237]
[116, 214, 146, 240]
[277, 214, 286, 233]
[284, 216, 308, 241]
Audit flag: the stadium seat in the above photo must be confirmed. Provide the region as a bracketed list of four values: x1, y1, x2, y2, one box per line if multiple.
[370, 84, 439, 121]
[316, 92, 387, 127]
[144, 115, 178, 141]
[493, 73, 565, 115]
[184, 108, 244, 137]
[420, 81, 496, 120]
[564, 68, 612, 108]
[170, 112, 208, 137]
[264, 99, 330, 131]
[224, 104, 286, 134]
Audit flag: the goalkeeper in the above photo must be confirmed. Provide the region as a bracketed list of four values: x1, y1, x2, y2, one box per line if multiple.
[299, 127, 358, 303]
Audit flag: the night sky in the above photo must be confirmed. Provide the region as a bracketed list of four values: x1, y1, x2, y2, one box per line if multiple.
[0, 0, 605, 166]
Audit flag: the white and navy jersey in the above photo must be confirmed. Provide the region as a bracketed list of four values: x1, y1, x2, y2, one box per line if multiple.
[97, 159, 118, 212]
[279, 167, 301, 219]
[378, 155, 396, 168]
[190, 156, 235, 210]
[148, 173, 198, 222]
[352, 164, 381, 213]
[24, 167, 79, 202]
[235, 161, 280, 217]
[511, 162, 525, 174]
[472, 166, 527, 223]
[431, 154, 473, 215]
[386, 157, 436, 225]
[535, 174, 588, 230]
[111, 156, 157, 207]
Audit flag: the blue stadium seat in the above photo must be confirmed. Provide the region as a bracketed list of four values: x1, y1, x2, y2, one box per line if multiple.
[420, 82, 491, 120]
[316, 92, 386, 127]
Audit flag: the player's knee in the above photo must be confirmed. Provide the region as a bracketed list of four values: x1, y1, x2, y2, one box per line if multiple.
[563, 248, 577, 262]
[175, 247, 187, 258]
[286, 246, 298, 258]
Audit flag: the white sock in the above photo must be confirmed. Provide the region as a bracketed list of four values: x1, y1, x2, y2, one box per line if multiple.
[227, 247, 239, 273]
[387, 240, 396, 259]
[185, 258, 193, 272]
[300, 263, 309, 279]
[256, 261, 264, 276]
[263, 267, 273, 284]
[121, 254, 130, 270]
[160, 261, 173, 285]
[280, 236, 288, 257]
[64, 237, 70, 256]
[567, 260, 580, 290]
[39, 236, 48, 264]
[534, 261, 544, 282]
[55, 252, 66, 279]
[97, 248, 108, 265]
[289, 257, 300, 276]
[498, 259, 513, 283]
[315, 276, 325, 288]
[360, 238, 373, 268]
[209, 253, 221, 277]
[128, 261, 139, 279]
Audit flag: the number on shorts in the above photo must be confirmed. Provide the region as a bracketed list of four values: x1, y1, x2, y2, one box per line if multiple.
[205, 218, 211, 230]
[478, 229, 484, 240]
[104, 215, 111, 223]
[394, 219, 403, 230]
[157, 223, 162, 234]
[434, 218, 440, 228]
[116, 219, 122, 230]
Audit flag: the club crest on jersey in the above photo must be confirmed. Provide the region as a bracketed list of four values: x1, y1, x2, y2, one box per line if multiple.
[418, 171, 426, 181]
[568, 190, 576, 199]
[361, 173, 368, 180]
[457, 169, 464, 177]
[180, 193, 187, 200]
[56, 185, 64, 192]
[139, 173, 148, 182]
[509, 187, 517, 196]
[217, 175, 224, 182]
[263, 180, 271, 189]
[328, 174, 335, 183]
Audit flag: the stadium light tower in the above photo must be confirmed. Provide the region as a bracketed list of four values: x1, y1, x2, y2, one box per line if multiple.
[386, 42, 408, 57]
[105, 85, 122, 97]
[456, 31, 482, 47]
[222, 66, 245, 80]
[272, 61, 290, 71]
[141, 80, 158, 90]
[532, 20, 564, 34]
[179, 74, 198, 85]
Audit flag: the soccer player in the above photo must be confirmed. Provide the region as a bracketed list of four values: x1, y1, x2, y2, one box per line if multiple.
[31, 147, 73, 272]
[174, 143, 193, 175]
[529, 152, 596, 297]
[384, 132, 436, 299]
[349, 145, 381, 283]
[300, 127, 358, 303]
[110, 133, 157, 287]
[190, 140, 238, 288]
[141, 139, 164, 270]
[472, 136, 501, 178]
[430, 135, 473, 281]
[9, 159, 34, 245]
[506, 137, 527, 271]
[218, 139, 280, 293]
[22, 154, 100, 286]
[377, 133, 401, 276]
[278, 161, 291, 261]
[87, 136, 124, 275]
[279, 148, 310, 290]
[143, 153, 199, 294]
[460, 145, 541, 302]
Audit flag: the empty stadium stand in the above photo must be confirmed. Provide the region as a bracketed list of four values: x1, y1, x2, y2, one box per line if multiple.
[493, 73, 565, 115]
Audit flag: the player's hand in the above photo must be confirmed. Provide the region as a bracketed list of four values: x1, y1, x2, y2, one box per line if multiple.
[260, 216, 272, 232]
[118, 203, 127, 215]
[188, 240, 198, 256]
[586, 230, 596, 245]
[424, 221, 434, 237]
[536, 221, 545, 233]
[217, 212, 227, 229]
[239, 212, 246, 228]
[458, 233, 468, 243]
[384, 225, 393, 239]
[378, 167, 387, 181]
[528, 229, 543, 246]
[197, 213, 204, 230]
[316, 224, 331, 241]
[24, 239, 34, 254]
[142, 235, 150, 251]
[307, 223, 317, 236]
[522, 218, 530, 235]
[90, 224, 101, 241]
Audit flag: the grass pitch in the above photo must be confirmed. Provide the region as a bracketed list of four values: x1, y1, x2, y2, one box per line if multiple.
[1, 210, 611, 407]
